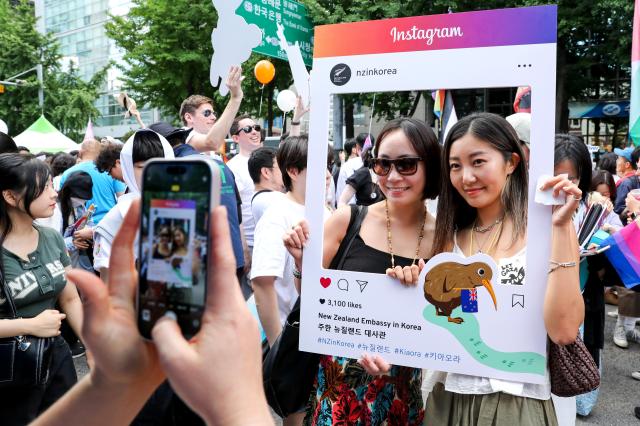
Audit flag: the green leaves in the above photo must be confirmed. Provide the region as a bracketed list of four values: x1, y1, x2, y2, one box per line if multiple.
[0, 0, 103, 140]
[106, 0, 295, 129]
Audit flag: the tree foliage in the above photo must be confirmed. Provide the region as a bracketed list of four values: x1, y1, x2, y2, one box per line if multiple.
[0, 0, 104, 140]
[106, 0, 632, 133]
[106, 0, 293, 128]
[302, 0, 634, 132]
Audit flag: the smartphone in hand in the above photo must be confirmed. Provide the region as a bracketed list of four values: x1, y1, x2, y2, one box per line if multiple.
[137, 158, 220, 339]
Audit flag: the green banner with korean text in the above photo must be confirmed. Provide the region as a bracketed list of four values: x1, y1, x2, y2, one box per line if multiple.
[236, 0, 313, 67]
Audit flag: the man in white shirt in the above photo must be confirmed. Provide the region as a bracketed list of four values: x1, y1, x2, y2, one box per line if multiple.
[251, 136, 308, 348]
[248, 146, 285, 225]
[335, 133, 372, 205]
[227, 115, 263, 266]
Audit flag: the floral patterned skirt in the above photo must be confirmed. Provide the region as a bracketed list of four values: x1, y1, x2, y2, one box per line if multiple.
[304, 355, 424, 426]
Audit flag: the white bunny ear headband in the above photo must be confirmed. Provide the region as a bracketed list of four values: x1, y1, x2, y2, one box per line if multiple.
[120, 129, 175, 195]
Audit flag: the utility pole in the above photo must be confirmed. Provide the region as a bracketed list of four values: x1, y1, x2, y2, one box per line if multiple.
[36, 64, 44, 111]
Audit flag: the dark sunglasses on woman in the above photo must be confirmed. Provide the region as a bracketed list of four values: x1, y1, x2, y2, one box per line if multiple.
[370, 157, 422, 176]
[235, 124, 261, 135]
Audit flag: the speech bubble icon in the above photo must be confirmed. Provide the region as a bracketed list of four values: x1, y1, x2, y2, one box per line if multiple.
[337, 279, 349, 291]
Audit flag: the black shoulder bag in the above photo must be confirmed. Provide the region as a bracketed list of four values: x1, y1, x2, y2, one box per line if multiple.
[263, 205, 368, 417]
[0, 269, 54, 387]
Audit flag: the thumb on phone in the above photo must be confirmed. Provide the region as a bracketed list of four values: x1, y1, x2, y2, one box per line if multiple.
[152, 313, 198, 375]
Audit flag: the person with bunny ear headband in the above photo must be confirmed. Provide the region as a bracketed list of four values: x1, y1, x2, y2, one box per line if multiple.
[92, 129, 174, 284]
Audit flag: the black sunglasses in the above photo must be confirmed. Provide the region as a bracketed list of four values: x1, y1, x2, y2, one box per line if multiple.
[202, 109, 216, 118]
[370, 157, 422, 176]
[235, 124, 261, 135]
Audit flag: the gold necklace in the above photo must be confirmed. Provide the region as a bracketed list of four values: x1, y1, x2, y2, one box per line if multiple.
[469, 218, 503, 256]
[385, 199, 427, 269]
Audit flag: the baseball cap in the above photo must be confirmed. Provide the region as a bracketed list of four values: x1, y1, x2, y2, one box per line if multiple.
[505, 113, 531, 146]
[148, 122, 193, 147]
[614, 146, 634, 162]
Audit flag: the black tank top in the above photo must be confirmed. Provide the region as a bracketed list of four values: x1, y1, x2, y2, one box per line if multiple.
[340, 234, 419, 273]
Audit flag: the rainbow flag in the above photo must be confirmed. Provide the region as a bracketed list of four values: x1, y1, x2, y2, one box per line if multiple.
[603, 221, 640, 288]
[432, 90, 445, 119]
[631, 0, 640, 146]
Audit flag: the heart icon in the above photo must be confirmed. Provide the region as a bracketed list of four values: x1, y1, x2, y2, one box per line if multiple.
[320, 277, 331, 288]
[319, 299, 326, 304]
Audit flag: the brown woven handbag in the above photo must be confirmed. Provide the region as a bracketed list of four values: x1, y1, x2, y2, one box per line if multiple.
[548, 335, 600, 397]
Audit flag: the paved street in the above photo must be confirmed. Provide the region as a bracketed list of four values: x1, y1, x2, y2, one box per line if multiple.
[576, 306, 640, 426]
[74, 304, 639, 425]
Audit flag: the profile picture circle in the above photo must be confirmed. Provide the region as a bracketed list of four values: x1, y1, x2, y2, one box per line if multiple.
[330, 63, 351, 86]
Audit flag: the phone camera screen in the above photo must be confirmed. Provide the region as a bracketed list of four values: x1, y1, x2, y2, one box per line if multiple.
[138, 162, 212, 339]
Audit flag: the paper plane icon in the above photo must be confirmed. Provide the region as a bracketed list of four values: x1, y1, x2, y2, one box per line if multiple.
[356, 280, 368, 293]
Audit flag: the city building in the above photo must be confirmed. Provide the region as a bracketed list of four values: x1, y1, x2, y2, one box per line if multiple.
[35, 0, 157, 139]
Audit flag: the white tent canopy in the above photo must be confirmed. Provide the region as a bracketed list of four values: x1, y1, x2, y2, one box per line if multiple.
[14, 115, 79, 153]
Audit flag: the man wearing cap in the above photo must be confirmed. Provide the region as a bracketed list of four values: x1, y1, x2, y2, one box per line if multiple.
[613, 146, 640, 215]
[178, 66, 243, 153]
[506, 112, 531, 165]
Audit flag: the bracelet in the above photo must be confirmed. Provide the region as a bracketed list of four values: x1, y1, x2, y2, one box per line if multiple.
[548, 260, 577, 274]
[291, 120, 301, 125]
[292, 268, 302, 279]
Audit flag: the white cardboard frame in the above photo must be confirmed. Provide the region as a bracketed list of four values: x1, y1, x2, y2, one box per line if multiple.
[300, 7, 557, 384]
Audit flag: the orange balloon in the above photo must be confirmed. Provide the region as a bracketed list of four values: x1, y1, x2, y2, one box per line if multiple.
[254, 60, 275, 85]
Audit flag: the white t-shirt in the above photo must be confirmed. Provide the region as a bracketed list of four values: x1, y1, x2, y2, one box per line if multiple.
[227, 154, 256, 247]
[93, 194, 138, 271]
[422, 235, 550, 400]
[336, 156, 363, 205]
[250, 197, 305, 326]
[251, 190, 285, 226]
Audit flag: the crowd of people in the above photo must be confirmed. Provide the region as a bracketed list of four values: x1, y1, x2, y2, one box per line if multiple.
[0, 66, 639, 425]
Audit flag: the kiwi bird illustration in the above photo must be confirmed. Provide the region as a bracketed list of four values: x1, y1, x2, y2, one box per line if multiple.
[423, 262, 497, 324]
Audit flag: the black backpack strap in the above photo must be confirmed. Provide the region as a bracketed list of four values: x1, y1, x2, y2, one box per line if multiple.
[329, 205, 368, 270]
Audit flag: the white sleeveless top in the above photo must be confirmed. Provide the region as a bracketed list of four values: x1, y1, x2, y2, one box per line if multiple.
[422, 234, 551, 400]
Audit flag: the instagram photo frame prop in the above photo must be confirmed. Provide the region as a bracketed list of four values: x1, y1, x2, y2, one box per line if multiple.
[300, 5, 557, 384]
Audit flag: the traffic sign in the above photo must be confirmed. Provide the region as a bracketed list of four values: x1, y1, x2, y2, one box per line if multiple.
[236, 0, 313, 67]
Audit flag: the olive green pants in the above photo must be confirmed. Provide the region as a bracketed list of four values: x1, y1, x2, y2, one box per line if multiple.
[424, 383, 558, 426]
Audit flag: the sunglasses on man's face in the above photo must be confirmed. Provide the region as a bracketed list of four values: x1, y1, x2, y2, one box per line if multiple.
[201, 109, 216, 118]
[235, 124, 261, 135]
[370, 157, 422, 176]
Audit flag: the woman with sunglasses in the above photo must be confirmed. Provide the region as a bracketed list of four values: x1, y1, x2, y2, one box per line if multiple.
[152, 225, 172, 259]
[284, 117, 441, 425]
[361, 113, 584, 425]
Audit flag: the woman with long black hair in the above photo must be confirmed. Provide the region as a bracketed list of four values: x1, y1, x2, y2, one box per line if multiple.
[0, 153, 83, 425]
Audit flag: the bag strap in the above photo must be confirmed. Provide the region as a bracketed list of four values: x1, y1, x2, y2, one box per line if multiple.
[329, 205, 368, 270]
[0, 267, 18, 319]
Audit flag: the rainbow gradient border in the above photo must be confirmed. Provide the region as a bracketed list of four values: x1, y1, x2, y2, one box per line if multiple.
[314, 5, 557, 58]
